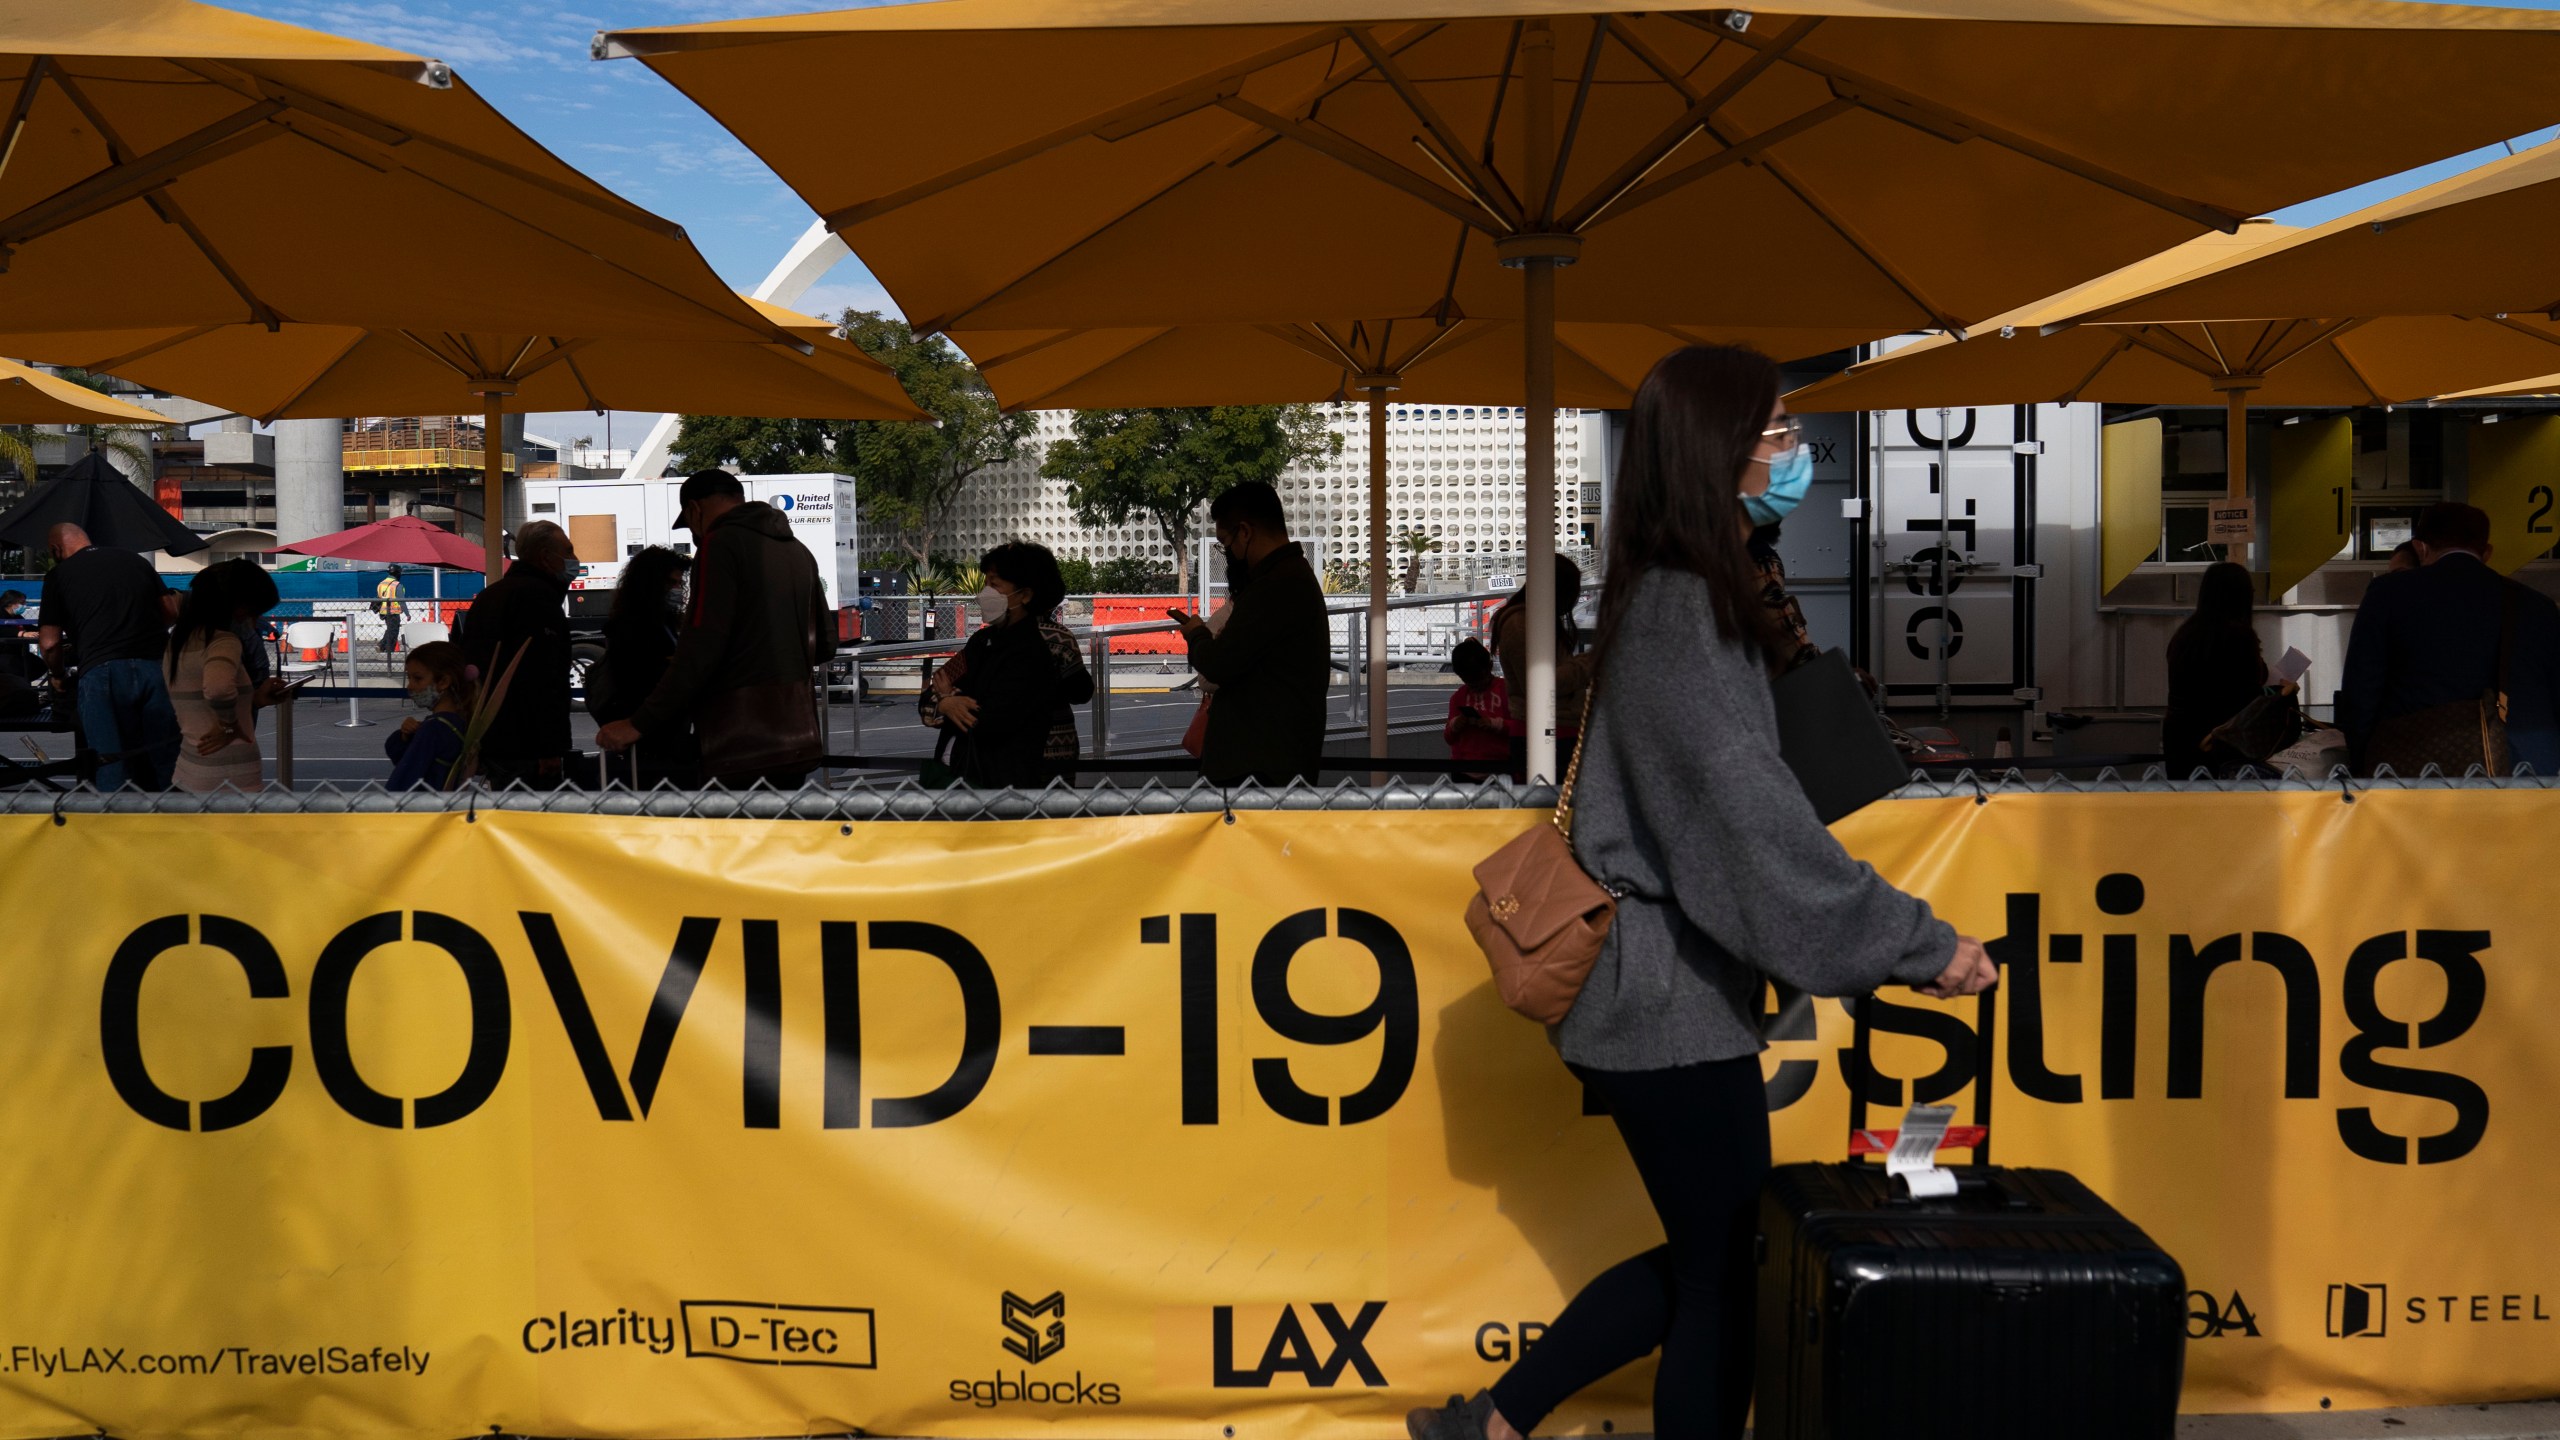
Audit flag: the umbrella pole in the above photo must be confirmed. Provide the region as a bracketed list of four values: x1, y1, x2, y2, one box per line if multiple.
[2223, 382, 2256, 568]
[1499, 21, 1581, 784]
[1361, 378, 1394, 776]
[476, 388, 513, 577]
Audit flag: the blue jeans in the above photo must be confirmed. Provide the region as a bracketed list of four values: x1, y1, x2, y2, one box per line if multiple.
[77, 657, 179, 792]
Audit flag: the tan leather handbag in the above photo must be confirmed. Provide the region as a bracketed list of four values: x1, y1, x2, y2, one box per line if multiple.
[1464, 694, 1615, 1024]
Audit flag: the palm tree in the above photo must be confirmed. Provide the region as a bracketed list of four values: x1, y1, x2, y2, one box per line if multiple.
[1395, 528, 1441, 595]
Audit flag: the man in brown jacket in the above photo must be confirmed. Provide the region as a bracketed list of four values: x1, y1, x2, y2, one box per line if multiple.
[596, 471, 833, 787]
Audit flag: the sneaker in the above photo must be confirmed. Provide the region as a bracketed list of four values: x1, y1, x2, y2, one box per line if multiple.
[1406, 1390, 1494, 1440]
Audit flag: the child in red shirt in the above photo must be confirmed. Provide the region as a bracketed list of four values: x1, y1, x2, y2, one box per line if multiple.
[1445, 639, 1511, 780]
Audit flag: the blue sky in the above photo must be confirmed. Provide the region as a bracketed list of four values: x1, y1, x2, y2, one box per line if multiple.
[219, 0, 2560, 443]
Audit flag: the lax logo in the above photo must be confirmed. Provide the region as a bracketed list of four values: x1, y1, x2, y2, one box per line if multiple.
[1212, 1302, 1388, 1388]
[1002, 1291, 1066, 1365]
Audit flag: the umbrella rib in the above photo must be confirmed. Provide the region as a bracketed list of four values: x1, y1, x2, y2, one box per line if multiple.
[74, 323, 230, 375]
[1557, 16, 1821, 236]
[512, 337, 597, 382]
[1727, 125, 1967, 334]
[2484, 313, 2560, 354]
[558, 351, 604, 413]
[41, 73, 290, 327]
[1266, 322, 1367, 372]
[2058, 333, 2140, 405]
[395, 329, 476, 379]
[1579, 97, 1857, 232]
[2253, 317, 2361, 374]
[1690, 17, 2245, 235]
[1348, 27, 1523, 228]
[1389, 317, 1480, 375]
[1218, 97, 1507, 234]
[0, 57, 51, 188]
[0, 99, 289, 249]
[2118, 325, 2233, 380]
[824, 28, 1355, 230]
[964, 329, 1100, 371]
[500, 334, 547, 379]
[1543, 16, 1613, 223]
[2238, 319, 2297, 373]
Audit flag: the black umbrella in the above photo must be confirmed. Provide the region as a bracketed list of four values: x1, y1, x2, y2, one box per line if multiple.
[0, 452, 205, 556]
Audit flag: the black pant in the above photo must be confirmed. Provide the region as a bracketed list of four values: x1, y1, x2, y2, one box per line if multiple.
[1489, 1055, 1771, 1440]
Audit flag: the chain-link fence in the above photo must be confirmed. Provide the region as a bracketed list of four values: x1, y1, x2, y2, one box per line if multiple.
[3, 771, 2550, 819]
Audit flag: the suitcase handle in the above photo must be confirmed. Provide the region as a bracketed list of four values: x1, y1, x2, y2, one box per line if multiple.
[1847, 985, 1997, 1167]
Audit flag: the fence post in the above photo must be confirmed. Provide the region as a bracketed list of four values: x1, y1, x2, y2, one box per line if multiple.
[1088, 631, 1111, 760]
[815, 663, 832, 789]
[335, 618, 373, 729]
[275, 694, 295, 789]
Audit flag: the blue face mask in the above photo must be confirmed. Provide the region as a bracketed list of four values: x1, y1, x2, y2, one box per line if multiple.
[1743, 444, 1813, 527]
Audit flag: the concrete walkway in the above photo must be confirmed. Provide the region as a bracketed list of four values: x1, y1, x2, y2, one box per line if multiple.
[2177, 1406, 2560, 1440]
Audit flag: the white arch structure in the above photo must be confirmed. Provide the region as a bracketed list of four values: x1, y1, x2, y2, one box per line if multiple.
[620, 218, 853, 481]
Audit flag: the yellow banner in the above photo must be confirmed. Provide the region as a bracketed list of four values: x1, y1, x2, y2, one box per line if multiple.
[2268, 415, 2351, 600]
[2101, 417, 2162, 595]
[1, 794, 2554, 1439]
[2465, 413, 2560, 575]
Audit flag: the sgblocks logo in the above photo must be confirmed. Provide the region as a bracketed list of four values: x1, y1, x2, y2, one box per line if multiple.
[950, 1290, 1120, 1409]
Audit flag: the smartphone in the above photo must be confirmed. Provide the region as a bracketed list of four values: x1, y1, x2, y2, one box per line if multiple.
[280, 673, 320, 691]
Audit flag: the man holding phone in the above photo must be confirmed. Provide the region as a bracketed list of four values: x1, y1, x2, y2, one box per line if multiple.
[1169, 482, 1329, 786]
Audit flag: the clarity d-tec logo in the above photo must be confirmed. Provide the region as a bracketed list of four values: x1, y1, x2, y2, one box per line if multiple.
[951, 1290, 1118, 1409]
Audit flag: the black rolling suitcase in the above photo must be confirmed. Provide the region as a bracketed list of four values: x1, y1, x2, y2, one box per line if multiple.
[1754, 989, 2187, 1440]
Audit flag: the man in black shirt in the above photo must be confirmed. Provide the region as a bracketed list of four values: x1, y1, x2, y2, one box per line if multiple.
[1172, 482, 1330, 786]
[36, 523, 178, 791]
[459, 521, 578, 787]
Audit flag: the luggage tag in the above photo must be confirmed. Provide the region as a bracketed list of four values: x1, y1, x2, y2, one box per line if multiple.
[1882, 1102, 1959, 1198]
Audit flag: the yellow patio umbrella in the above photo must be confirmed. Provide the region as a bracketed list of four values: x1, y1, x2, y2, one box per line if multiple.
[4, 297, 925, 571]
[0, 357, 174, 425]
[1785, 219, 2560, 465]
[2089, 141, 2560, 329]
[0, 0, 797, 342]
[957, 314, 1871, 750]
[601, 0, 2560, 778]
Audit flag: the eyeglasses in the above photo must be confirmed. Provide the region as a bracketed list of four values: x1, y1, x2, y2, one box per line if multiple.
[1761, 415, 1803, 448]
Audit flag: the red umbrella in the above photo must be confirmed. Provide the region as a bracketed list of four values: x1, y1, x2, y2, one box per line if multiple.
[275, 515, 486, 572]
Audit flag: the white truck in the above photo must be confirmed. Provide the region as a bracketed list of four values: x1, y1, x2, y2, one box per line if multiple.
[523, 473, 861, 611]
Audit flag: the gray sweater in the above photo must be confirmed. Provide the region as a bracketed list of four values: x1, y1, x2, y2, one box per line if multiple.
[1558, 569, 1955, 1071]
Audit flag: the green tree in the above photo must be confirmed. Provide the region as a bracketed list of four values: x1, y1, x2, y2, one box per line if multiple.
[671, 415, 848, 475]
[674, 311, 1033, 565]
[1395, 528, 1441, 595]
[1041, 406, 1340, 594]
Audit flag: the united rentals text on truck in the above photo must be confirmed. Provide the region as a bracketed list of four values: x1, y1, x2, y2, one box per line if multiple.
[524, 474, 861, 613]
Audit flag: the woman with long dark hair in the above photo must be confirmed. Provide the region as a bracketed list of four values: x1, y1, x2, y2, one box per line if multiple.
[165, 560, 278, 793]
[1409, 346, 1996, 1440]
[591, 546, 698, 787]
[2163, 560, 2281, 776]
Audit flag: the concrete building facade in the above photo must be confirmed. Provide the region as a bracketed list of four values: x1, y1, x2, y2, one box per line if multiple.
[928, 403, 1614, 590]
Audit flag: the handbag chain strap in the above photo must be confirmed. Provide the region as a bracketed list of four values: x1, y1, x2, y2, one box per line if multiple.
[1552, 686, 1597, 839]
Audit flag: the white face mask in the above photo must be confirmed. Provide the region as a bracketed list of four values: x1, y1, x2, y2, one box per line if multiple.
[975, 586, 1008, 624]
[408, 685, 440, 711]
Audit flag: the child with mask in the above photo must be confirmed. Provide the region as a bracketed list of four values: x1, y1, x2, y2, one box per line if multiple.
[1444, 638, 1510, 781]
[386, 640, 475, 791]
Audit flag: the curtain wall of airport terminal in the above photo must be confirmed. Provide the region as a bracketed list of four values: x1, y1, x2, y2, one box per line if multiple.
[2, 793, 2552, 1438]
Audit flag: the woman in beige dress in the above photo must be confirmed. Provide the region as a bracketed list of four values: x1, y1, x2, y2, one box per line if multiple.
[166, 561, 279, 794]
